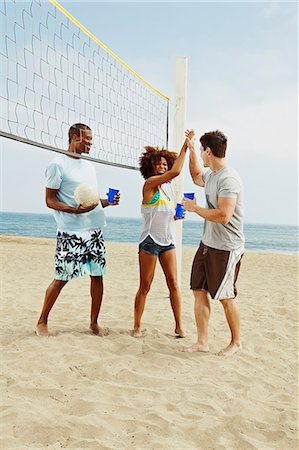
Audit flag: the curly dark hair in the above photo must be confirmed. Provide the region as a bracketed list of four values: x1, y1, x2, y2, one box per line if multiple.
[139, 146, 178, 180]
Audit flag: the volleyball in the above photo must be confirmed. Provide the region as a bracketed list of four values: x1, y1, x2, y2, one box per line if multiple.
[74, 184, 100, 207]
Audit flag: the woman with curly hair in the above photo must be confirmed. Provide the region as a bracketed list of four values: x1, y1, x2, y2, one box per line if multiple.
[133, 140, 188, 338]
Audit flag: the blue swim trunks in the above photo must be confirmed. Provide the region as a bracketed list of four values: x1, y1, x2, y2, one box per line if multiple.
[54, 229, 106, 281]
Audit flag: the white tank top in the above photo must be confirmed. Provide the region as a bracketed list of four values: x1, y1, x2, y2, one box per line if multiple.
[139, 187, 176, 246]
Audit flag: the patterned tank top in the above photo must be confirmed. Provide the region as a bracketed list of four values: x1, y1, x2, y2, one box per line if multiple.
[139, 187, 176, 246]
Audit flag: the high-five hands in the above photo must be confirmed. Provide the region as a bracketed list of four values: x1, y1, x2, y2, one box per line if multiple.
[185, 129, 196, 150]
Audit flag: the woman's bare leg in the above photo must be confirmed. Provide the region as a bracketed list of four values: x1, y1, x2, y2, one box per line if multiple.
[133, 251, 157, 337]
[159, 249, 186, 337]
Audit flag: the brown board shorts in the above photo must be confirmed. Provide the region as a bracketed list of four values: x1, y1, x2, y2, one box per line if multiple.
[190, 241, 244, 300]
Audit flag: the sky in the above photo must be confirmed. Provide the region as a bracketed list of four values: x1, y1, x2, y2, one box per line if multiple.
[1, 1, 298, 225]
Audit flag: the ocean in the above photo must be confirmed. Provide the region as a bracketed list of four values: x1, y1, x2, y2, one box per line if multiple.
[0, 212, 297, 254]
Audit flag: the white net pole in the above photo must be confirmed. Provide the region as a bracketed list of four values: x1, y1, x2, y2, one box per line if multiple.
[172, 57, 188, 286]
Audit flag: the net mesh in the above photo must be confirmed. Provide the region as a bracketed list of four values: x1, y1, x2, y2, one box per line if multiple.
[0, 0, 169, 169]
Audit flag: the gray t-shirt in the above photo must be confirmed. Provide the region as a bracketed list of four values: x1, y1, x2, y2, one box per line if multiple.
[202, 166, 244, 251]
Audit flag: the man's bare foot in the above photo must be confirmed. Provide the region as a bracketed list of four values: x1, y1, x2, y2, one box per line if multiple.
[218, 342, 242, 357]
[133, 327, 143, 338]
[89, 324, 108, 337]
[35, 323, 49, 337]
[182, 342, 209, 353]
[175, 328, 186, 338]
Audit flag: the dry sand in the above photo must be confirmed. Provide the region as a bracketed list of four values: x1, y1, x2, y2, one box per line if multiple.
[0, 235, 298, 449]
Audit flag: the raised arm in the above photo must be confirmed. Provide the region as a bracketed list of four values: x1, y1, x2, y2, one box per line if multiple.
[46, 188, 98, 214]
[185, 129, 205, 187]
[144, 139, 188, 192]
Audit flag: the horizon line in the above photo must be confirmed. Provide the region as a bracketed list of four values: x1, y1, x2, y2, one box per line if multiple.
[0, 210, 297, 228]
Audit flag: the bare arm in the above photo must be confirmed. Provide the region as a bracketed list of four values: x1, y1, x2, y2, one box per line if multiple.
[182, 196, 237, 225]
[45, 188, 98, 214]
[189, 147, 205, 187]
[185, 129, 205, 187]
[100, 199, 109, 208]
[144, 139, 188, 193]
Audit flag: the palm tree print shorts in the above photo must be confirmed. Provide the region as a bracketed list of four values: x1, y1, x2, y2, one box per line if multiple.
[54, 229, 106, 281]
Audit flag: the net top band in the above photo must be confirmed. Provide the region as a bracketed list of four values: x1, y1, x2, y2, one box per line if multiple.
[50, 0, 170, 101]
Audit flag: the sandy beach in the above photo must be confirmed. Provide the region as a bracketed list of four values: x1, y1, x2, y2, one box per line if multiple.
[0, 235, 298, 449]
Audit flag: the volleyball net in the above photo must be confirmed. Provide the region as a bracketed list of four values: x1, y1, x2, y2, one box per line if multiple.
[0, 0, 169, 170]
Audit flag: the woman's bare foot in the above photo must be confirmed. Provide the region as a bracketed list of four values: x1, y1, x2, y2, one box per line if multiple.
[175, 328, 186, 338]
[133, 327, 143, 338]
[35, 323, 49, 337]
[182, 342, 209, 353]
[89, 324, 108, 337]
[218, 341, 242, 357]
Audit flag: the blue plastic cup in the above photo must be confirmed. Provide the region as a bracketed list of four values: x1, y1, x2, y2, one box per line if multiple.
[108, 188, 119, 204]
[175, 203, 185, 219]
[184, 192, 195, 200]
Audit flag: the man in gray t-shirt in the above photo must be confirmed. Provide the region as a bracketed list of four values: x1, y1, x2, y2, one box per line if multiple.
[202, 166, 244, 250]
[182, 129, 244, 357]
